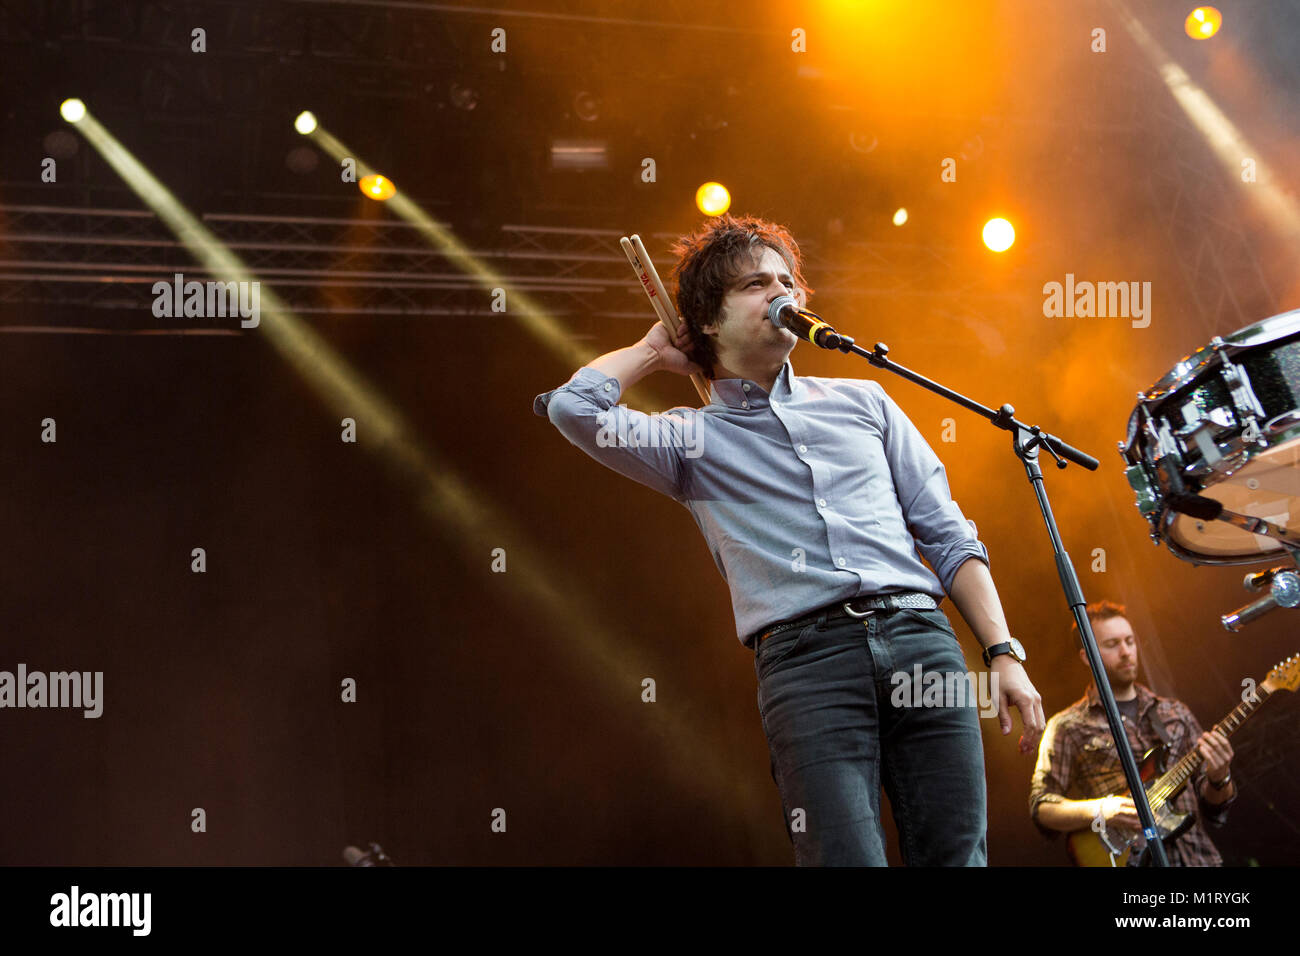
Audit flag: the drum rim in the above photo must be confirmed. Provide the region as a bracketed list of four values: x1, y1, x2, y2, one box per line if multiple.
[1141, 308, 1300, 403]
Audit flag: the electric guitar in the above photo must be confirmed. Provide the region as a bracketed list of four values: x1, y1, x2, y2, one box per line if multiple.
[1066, 654, 1300, 867]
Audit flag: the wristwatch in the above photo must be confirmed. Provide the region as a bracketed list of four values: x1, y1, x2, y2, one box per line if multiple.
[982, 637, 1027, 668]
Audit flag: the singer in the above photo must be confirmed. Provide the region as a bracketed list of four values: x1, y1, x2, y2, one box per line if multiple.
[533, 214, 1044, 865]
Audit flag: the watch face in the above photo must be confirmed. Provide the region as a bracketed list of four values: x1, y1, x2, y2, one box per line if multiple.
[1009, 638, 1026, 661]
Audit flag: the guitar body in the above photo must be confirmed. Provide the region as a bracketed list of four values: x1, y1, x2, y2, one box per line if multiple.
[1065, 743, 1193, 867]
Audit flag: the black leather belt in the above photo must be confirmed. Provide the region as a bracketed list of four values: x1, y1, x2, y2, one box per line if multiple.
[755, 591, 939, 644]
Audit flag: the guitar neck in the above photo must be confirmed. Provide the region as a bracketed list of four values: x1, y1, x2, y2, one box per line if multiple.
[1149, 686, 1272, 803]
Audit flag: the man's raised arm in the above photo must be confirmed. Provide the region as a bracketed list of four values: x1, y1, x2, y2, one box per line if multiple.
[532, 322, 705, 501]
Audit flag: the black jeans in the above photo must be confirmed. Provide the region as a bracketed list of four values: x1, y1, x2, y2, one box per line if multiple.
[754, 605, 988, 866]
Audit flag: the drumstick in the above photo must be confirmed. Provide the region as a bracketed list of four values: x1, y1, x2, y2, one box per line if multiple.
[619, 235, 711, 405]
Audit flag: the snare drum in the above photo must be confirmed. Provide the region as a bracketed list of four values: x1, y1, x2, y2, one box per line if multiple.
[1120, 309, 1300, 565]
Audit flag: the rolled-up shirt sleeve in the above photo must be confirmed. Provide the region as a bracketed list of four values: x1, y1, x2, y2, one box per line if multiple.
[1029, 713, 1073, 838]
[533, 367, 687, 501]
[870, 382, 989, 592]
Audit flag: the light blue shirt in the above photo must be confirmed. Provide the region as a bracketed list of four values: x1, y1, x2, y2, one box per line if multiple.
[533, 360, 989, 645]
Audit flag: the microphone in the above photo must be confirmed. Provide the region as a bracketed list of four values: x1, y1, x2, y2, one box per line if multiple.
[1222, 570, 1300, 632]
[767, 295, 847, 349]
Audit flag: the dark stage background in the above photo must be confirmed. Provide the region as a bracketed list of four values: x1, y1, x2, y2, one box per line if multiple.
[2, 0, 1298, 865]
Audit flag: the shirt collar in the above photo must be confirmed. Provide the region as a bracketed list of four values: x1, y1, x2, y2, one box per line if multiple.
[708, 360, 796, 409]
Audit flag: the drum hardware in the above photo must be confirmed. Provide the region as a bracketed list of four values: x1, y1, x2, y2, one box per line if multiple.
[1213, 339, 1268, 427]
[1266, 410, 1300, 435]
[1167, 492, 1300, 549]
[1182, 419, 1242, 476]
[1120, 309, 1300, 566]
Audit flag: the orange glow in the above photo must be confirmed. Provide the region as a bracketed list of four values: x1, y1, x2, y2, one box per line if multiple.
[360, 174, 396, 201]
[1185, 7, 1222, 39]
[982, 217, 1015, 252]
[695, 182, 731, 216]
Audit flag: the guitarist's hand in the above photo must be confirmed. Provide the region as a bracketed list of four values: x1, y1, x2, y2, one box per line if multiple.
[1198, 730, 1233, 784]
[1098, 796, 1140, 830]
[991, 657, 1045, 754]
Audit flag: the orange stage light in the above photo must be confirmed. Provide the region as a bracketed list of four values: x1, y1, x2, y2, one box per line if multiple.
[360, 174, 396, 201]
[982, 217, 1015, 252]
[1185, 7, 1222, 40]
[695, 182, 731, 216]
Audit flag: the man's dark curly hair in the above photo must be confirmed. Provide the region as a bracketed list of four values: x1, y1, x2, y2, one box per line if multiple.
[670, 214, 813, 380]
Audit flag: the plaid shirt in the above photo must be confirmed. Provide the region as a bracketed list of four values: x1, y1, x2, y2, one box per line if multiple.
[1029, 682, 1233, 866]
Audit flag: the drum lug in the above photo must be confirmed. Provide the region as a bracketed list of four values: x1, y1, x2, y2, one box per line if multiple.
[1220, 354, 1269, 434]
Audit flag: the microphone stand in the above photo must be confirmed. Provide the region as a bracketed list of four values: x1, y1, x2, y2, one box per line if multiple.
[812, 329, 1170, 867]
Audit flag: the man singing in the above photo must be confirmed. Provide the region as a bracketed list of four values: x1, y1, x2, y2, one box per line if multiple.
[533, 214, 1044, 865]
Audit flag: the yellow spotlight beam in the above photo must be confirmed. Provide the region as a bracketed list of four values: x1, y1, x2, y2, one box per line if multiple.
[309, 125, 590, 368]
[305, 123, 698, 412]
[1113, 0, 1300, 245]
[71, 106, 772, 847]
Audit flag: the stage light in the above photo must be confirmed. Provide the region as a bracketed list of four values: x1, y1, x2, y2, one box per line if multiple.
[285, 145, 319, 174]
[982, 217, 1015, 252]
[849, 130, 878, 154]
[294, 111, 318, 135]
[60, 99, 86, 123]
[892, 208, 908, 226]
[1118, 1, 1298, 240]
[1185, 7, 1221, 39]
[360, 174, 396, 201]
[43, 130, 79, 159]
[449, 82, 478, 111]
[572, 91, 601, 122]
[695, 182, 731, 216]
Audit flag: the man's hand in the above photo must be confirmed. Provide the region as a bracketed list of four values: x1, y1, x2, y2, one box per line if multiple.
[1198, 730, 1233, 783]
[1096, 795, 1140, 830]
[991, 656, 1045, 754]
[642, 321, 703, 377]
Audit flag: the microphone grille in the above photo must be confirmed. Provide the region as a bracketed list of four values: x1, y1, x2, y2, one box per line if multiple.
[767, 294, 796, 325]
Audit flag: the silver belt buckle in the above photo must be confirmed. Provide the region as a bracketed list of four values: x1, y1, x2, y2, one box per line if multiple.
[842, 599, 877, 619]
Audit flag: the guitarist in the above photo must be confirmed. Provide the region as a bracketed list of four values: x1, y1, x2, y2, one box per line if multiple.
[1029, 600, 1236, 865]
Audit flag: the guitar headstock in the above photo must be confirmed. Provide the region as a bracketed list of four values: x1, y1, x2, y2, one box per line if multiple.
[1262, 654, 1300, 694]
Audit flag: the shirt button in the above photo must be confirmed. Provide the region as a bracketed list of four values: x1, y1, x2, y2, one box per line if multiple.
[603, 383, 611, 392]
[742, 383, 751, 392]
[818, 498, 827, 507]
[838, 557, 847, 567]
[742, 401, 749, 408]
[799, 444, 807, 453]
